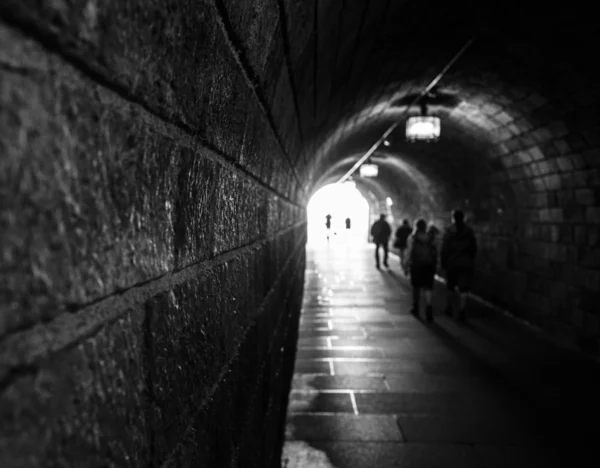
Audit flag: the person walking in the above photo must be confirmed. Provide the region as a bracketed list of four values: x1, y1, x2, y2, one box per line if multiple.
[403, 219, 438, 321]
[345, 217, 351, 229]
[370, 214, 392, 269]
[440, 209, 478, 322]
[393, 219, 412, 269]
[325, 214, 332, 242]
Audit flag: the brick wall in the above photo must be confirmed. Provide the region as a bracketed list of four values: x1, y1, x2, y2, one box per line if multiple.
[437, 56, 599, 351]
[0, 1, 305, 466]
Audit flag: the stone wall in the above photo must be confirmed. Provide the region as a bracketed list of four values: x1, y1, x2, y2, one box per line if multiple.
[0, 1, 305, 466]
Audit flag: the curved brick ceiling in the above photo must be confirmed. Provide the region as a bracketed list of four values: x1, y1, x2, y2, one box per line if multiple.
[279, 0, 598, 194]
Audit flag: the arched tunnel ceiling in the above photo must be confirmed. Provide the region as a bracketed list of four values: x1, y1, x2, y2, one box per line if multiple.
[281, 0, 599, 194]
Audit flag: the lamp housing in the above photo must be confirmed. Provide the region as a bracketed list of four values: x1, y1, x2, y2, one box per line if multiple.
[359, 164, 378, 177]
[405, 115, 440, 142]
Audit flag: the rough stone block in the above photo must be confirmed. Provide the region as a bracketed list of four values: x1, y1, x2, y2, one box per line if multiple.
[586, 207, 600, 224]
[0, 311, 148, 467]
[0, 37, 176, 335]
[543, 174, 562, 190]
[575, 188, 595, 206]
[221, 0, 282, 87]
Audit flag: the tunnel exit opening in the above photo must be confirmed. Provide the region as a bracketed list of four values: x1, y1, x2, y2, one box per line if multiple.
[306, 182, 370, 246]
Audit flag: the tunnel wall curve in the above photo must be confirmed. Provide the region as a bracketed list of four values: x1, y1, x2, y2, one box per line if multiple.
[0, 2, 306, 467]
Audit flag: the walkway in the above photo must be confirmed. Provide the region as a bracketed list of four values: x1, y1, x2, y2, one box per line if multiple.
[282, 243, 599, 467]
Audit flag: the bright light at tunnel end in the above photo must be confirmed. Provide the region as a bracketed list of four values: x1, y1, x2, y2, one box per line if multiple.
[306, 184, 370, 246]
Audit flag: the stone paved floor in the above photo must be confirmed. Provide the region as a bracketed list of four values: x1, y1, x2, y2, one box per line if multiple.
[281, 243, 594, 468]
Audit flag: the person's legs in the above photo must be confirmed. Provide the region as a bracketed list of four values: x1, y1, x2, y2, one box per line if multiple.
[424, 288, 433, 321]
[456, 269, 473, 322]
[411, 267, 426, 316]
[411, 286, 420, 315]
[423, 267, 435, 321]
[399, 247, 405, 265]
[456, 289, 467, 321]
[374, 242, 381, 268]
[423, 288, 432, 306]
[445, 270, 457, 316]
[383, 242, 389, 267]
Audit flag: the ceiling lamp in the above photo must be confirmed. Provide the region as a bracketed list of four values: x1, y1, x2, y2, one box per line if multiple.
[359, 161, 378, 177]
[406, 102, 440, 142]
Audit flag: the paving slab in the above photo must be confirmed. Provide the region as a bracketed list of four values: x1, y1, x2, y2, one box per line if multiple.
[384, 374, 493, 393]
[292, 374, 388, 391]
[396, 414, 545, 445]
[286, 414, 403, 442]
[293, 359, 332, 374]
[287, 391, 354, 413]
[298, 329, 366, 338]
[473, 445, 563, 468]
[354, 391, 497, 415]
[332, 360, 422, 375]
[282, 441, 481, 468]
[297, 337, 329, 347]
[296, 348, 385, 359]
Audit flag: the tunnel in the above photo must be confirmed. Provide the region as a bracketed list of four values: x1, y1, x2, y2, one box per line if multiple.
[1, 0, 599, 466]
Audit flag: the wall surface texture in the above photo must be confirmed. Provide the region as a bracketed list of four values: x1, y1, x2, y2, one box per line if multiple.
[1, 1, 306, 466]
[2, 0, 600, 467]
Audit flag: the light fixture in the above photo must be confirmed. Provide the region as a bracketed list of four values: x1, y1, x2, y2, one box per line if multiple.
[383, 140, 391, 147]
[386, 197, 393, 206]
[359, 161, 378, 177]
[406, 102, 440, 142]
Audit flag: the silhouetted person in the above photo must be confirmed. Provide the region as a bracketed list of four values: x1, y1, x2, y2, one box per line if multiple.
[404, 219, 438, 321]
[325, 214, 332, 241]
[345, 217, 351, 229]
[427, 223, 440, 244]
[393, 219, 412, 268]
[441, 209, 477, 322]
[370, 214, 391, 269]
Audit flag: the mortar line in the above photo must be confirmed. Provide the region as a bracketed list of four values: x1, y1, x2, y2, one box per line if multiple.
[327, 0, 346, 111]
[349, 391, 359, 415]
[211, 0, 307, 195]
[140, 107, 303, 209]
[275, 0, 307, 150]
[312, 0, 319, 119]
[0, 222, 307, 380]
[336, 0, 370, 104]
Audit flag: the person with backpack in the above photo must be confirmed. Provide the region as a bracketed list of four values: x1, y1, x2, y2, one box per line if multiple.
[370, 214, 392, 269]
[403, 219, 438, 321]
[440, 209, 478, 322]
[393, 219, 413, 269]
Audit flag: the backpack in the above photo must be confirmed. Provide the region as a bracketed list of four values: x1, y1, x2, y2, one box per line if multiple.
[411, 236, 436, 267]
